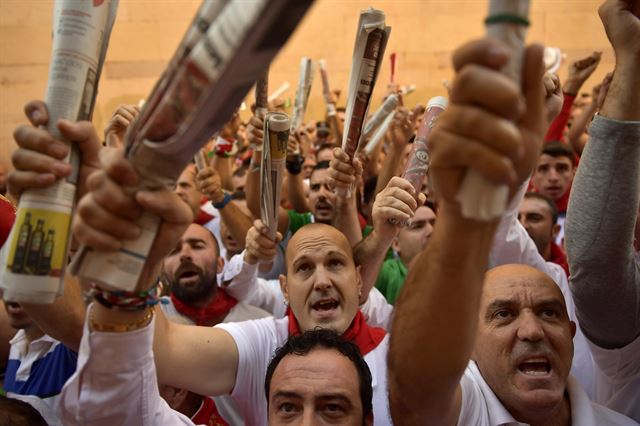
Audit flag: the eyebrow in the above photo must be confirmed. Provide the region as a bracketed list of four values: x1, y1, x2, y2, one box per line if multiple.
[484, 298, 567, 320]
[184, 238, 206, 246]
[272, 390, 302, 400]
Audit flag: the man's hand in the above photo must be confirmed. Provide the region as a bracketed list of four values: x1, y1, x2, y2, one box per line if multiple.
[328, 147, 363, 196]
[599, 0, 640, 66]
[389, 107, 415, 151]
[372, 176, 425, 243]
[564, 51, 602, 95]
[196, 166, 224, 204]
[104, 104, 139, 148]
[246, 115, 265, 148]
[243, 219, 282, 265]
[73, 147, 193, 283]
[9, 100, 101, 201]
[543, 72, 563, 123]
[429, 38, 546, 211]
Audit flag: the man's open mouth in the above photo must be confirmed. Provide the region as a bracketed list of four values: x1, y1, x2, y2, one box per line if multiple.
[312, 299, 339, 312]
[518, 357, 551, 376]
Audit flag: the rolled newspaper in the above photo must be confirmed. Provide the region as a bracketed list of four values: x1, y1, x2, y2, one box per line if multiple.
[341, 8, 391, 160]
[260, 113, 291, 239]
[1, 0, 118, 304]
[401, 84, 416, 96]
[359, 93, 399, 148]
[255, 69, 269, 120]
[71, 0, 314, 292]
[363, 109, 395, 155]
[291, 57, 315, 132]
[268, 82, 290, 102]
[402, 96, 448, 197]
[194, 150, 208, 172]
[318, 59, 343, 143]
[454, 0, 529, 221]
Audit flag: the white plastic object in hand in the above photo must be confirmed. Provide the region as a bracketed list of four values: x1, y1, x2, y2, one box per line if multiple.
[455, 0, 529, 221]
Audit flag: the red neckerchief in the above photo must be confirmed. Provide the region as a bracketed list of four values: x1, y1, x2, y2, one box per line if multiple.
[550, 242, 569, 278]
[171, 289, 238, 326]
[191, 396, 229, 426]
[195, 197, 215, 225]
[287, 308, 386, 355]
[555, 184, 571, 214]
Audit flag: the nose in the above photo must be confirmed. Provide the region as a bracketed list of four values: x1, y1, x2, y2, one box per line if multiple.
[179, 244, 192, 262]
[516, 311, 545, 342]
[312, 266, 332, 292]
[547, 168, 559, 182]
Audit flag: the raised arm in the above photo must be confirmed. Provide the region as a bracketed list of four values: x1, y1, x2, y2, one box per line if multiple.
[388, 39, 545, 425]
[328, 147, 364, 246]
[565, 0, 640, 349]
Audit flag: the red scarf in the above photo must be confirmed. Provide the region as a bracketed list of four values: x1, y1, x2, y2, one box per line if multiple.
[171, 289, 238, 326]
[195, 197, 215, 225]
[191, 396, 228, 426]
[550, 242, 569, 278]
[287, 308, 386, 355]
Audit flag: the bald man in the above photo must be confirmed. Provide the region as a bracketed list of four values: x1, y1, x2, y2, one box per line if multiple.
[61, 139, 392, 424]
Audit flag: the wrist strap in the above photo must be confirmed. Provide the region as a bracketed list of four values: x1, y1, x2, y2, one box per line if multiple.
[90, 307, 154, 333]
[88, 283, 167, 312]
[286, 154, 304, 175]
[212, 192, 233, 209]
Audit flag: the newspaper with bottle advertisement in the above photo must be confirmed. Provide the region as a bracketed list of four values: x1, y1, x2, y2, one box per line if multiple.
[1, 0, 118, 304]
[260, 113, 291, 239]
[70, 0, 314, 292]
[455, 0, 529, 220]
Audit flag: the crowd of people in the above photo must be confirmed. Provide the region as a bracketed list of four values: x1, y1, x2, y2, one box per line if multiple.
[0, 0, 639, 424]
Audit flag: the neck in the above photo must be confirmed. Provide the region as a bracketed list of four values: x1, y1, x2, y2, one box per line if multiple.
[192, 288, 218, 310]
[23, 326, 45, 344]
[511, 392, 571, 426]
[542, 242, 552, 261]
[181, 392, 204, 419]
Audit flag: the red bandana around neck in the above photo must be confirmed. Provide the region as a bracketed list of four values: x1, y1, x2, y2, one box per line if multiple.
[287, 308, 386, 355]
[195, 197, 215, 225]
[171, 288, 238, 326]
[191, 396, 229, 426]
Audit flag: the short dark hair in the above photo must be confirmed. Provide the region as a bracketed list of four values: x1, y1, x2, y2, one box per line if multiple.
[0, 395, 48, 426]
[542, 141, 576, 166]
[310, 160, 331, 180]
[264, 329, 373, 421]
[524, 192, 558, 224]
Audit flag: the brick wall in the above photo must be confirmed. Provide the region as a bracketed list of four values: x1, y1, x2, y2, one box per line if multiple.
[0, 0, 613, 170]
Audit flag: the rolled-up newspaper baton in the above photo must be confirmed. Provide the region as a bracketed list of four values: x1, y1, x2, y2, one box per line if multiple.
[363, 110, 395, 155]
[0, 0, 118, 304]
[318, 59, 343, 143]
[359, 93, 398, 147]
[70, 0, 314, 293]
[389, 96, 447, 226]
[194, 151, 208, 172]
[268, 82, 290, 102]
[291, 57, 315, 132]
[339, 8, 391, 196]
[255, 69, 269, 120]
[260, 113, 291, 239]
[454, 0, 529, 221]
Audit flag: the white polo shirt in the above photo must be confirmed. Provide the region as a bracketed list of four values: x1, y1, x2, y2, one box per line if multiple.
[216, 316, 392, 426]
[589, 333, 640, 422]
[459, 361, 637, 426]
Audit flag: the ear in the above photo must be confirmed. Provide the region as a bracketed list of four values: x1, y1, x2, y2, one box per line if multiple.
[355, 264, 364, 303]
[551, 223, 561, 239]
[391, 237, 400, 254]
[216, 256, 225, 274]
[279, 274, 289, 303]
[569, 320, 577, 338]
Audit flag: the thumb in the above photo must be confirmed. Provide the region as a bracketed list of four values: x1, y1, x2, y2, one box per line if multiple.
[57, 119, 102, 164]
[519, 44, 546, 137]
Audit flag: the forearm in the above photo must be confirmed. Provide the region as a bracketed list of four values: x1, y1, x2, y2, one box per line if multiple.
[218, 201, 253, 246]
[565, 115, 640, 348]
[245, 152, 261, 218]
[567, 103, 597, 155]
[333, 195, 363, 247]
[389, 209, 497, 414]
[287, 171, 310, 213]
[600, 59, 640, 121]
[545, 93, 575, 142]
[212, 156, 233, 191]
[21, 274, 86, 352]
[353, 230, 393, 303]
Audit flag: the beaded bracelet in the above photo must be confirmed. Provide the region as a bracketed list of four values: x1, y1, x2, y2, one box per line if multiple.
[485, 13, 530, 27]
[88, 283, 168, 312]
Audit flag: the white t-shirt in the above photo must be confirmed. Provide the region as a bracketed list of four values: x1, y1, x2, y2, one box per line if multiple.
[589, 333, 640, 422]
[459, 361, 636, 426]
[216, 316, 392, 426]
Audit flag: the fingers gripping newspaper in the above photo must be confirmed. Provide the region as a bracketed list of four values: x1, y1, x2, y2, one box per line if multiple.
[455, 0, 530, 220]
[339, 8, 390, 196]
[260, 113, 291, 239]
[72, 0, 314, 292]
[1, 0, 118, 304]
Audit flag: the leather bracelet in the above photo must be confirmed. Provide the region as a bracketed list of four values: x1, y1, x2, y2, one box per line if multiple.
[212, 192, 233, 209]
[286, 154, 304, 175]
[90, 307, 154, 333]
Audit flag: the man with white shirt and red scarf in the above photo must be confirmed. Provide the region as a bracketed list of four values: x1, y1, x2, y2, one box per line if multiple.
[57, 134, 393, 424]
[387, 18, 636, 426]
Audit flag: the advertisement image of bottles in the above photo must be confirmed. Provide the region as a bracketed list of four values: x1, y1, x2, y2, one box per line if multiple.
[7, 209, 64, 277]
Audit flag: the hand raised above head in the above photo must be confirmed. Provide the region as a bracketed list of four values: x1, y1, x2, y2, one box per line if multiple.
[328, 147, 363, 194]
[372, 176, 425, 242]
[243, 219, 282, 265]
